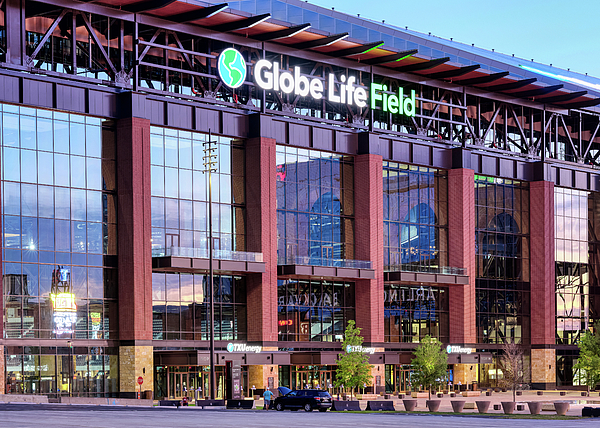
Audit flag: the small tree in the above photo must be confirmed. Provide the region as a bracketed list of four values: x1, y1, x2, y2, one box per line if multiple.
[574, 321, 600, 392]
[335, 320, 372, 399]
[498, 340, 529, 402]
[410, 336, 448, 399]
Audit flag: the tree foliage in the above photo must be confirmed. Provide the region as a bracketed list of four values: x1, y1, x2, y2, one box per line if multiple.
[410, 335, 448, 399]
[574, 321, 600, 391]
[335, 320, 372, 398]
[498, 340, 529, 402]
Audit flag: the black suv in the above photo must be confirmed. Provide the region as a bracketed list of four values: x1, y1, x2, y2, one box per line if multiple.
[274, 387, 332, 412]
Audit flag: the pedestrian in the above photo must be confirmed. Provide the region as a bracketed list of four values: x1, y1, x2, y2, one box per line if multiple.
[263, 388, 274, 410]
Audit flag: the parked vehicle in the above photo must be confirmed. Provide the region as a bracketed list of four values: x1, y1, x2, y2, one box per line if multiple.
[274, 387, 332, 412]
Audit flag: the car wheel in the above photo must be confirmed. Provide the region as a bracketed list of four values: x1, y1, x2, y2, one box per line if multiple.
[276, 403, 284, 411]
[304, 403, 312, 412]
[319, 409, 327, 412]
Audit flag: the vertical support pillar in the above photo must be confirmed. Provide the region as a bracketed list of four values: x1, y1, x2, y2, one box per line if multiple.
[447, 168, 476, 345]
[245, 137, 278, 343]
[116, 117, 154, 397]
[530, 180, 556, 389]
[354, 154, 384, 344]
[5, 0, 24, 65]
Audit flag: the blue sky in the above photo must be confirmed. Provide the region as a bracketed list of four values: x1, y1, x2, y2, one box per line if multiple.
[313, 0, 600, 78]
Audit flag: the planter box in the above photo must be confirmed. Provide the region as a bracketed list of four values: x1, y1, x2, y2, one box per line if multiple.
[476, 401, 491, 413]
[527, 402, 542, 415]
[451, 400, 465, 413]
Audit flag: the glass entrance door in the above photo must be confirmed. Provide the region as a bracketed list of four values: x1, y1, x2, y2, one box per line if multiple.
[291, 366, 335, 390]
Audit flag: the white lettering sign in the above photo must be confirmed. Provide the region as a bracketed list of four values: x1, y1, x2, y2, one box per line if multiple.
[384, 286, 436, 303]
[446, 345, 475, 354]
[346, 345, 376, 355]
[254, 60, 368, 108]
[227, 343, 262, 353]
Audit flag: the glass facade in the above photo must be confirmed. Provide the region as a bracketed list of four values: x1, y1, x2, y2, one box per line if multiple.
[150, 127, 245, 255]
[555, 188, 600, 386]
[1, 103, 118, 395]
[276, 146, 354, 265]
[475, 175, 530, 344]
[383, 285, 449, 342]
[152, 273, 247, 341]
[277, 279, 354, 342]
[383, 163, 447, 272]
[5, 346, 118, 396]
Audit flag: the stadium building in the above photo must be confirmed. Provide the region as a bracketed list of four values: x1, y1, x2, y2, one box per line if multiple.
[1, 0, 600, 399]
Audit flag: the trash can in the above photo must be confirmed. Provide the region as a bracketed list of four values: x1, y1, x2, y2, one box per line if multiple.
[143, 390, 153, 399]
[472, 382, 478, 391]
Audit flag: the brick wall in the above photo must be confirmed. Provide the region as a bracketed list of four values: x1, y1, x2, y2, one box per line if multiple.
[245, 137, 278, 343]
[354, 154, 384, 343]
[447, 169, 476, 344]
[116, 117, 153, 341]
[529, 181, 555, 345]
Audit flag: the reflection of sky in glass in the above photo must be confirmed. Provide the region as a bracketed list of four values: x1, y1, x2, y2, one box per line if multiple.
[554, 188, 588, 263]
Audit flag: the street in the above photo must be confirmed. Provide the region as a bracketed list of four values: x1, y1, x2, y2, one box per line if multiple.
[0, 405, 597, 428]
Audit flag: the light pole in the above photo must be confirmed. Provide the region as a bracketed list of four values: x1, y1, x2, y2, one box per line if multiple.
[203, 130, 217, 400]
[67, 340, 72, 397]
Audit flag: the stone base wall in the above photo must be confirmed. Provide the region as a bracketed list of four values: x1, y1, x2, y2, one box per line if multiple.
[119, 346, 153, 394]
[0, 346, 4, 394]
[248, 365, 278, 394]
[453, 363, 478, 385]
[531, 348, 556, 389]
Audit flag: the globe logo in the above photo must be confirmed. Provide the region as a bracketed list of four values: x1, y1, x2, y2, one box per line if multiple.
[227, 343, 234, 352]
[218, 48, 246, 89]
[446, 345, 452, 353]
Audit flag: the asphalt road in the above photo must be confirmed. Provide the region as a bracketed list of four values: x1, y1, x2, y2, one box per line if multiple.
[0, 405, 598, 428]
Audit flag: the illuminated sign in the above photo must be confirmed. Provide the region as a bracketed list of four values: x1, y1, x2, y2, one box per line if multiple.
[226, 343, 262, 353]
[346, 345, 376, 355]
[217, 48, 247, 89]
[53, 312, 77, 335]
[278, 320, 293, 326]
[216, 49, 417, 117]
[446, 345, 476, 354]
[50, 292, 77, 312]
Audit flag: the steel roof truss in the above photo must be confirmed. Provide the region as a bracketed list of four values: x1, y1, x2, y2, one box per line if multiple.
[253, 23, 311, 42]
[166, 3, 229, 23]
[210, 13, 271, 32]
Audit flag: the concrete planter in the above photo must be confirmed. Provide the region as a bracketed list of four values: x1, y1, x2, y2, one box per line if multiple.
[426, 400, 441, 412]
[449, 392, 456, 397]
[451, 400, 465, 413]
[436, 393, 443, 398]
[559, 391, 566, 396]
[403, 399, 417, 411]
[485, 391, 492, 396]
[516, 391, 522, 396]
[527, 402, 542, 415]
[554, 402, 570, 416]
[476, 401, 490, 414]
[501, 402, 515, 414]
[536, 391, 543, 396]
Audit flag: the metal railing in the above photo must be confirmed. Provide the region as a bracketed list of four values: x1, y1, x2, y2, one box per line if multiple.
[277, 255, 372, 270]
[152, 247, 263, 263]
[385, 264, 466, 275]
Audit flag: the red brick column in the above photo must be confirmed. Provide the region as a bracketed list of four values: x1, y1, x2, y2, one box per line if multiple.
[530, 181, 555, 345]
[447, 169, 476, 344]
[116, 117, 153, 341]
[245, 137, 278, 343]
[354, 154, 384, 344]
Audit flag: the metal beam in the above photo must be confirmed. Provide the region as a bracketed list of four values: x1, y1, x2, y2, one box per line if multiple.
[27, 9, 68, 64]
[540, 91, 587, 104]
[290, 33, 349, 50]
[362, 49, 418, 65]
[209, 13, 271, 32]
[510, 84, 563, 98]
[424, 64, 481, 80]
[485, 78, 537, 92]
[122, 0, 177, 13]
[80, 12, 117, 75]
[454, 71, 509, 86]
[166, 3, 228, 23]
[253, 23, 311, 41]
[395, 57, 450, 72]
[560, 98, 600, 109]
[328, 41, 384, 58]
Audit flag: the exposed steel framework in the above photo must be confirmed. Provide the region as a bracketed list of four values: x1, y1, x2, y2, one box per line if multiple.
[1, 0, 600, 165]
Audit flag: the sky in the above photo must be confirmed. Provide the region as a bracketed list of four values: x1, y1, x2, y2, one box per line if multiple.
[312, 0, 600, 78]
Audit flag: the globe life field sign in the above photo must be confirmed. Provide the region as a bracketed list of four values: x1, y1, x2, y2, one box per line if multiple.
[217, 48, 416, 118]
[217, 48, 247, 89]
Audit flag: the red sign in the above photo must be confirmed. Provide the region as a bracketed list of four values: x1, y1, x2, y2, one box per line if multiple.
[137, 376, 143, 385]
[278, 319, 293, 326]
